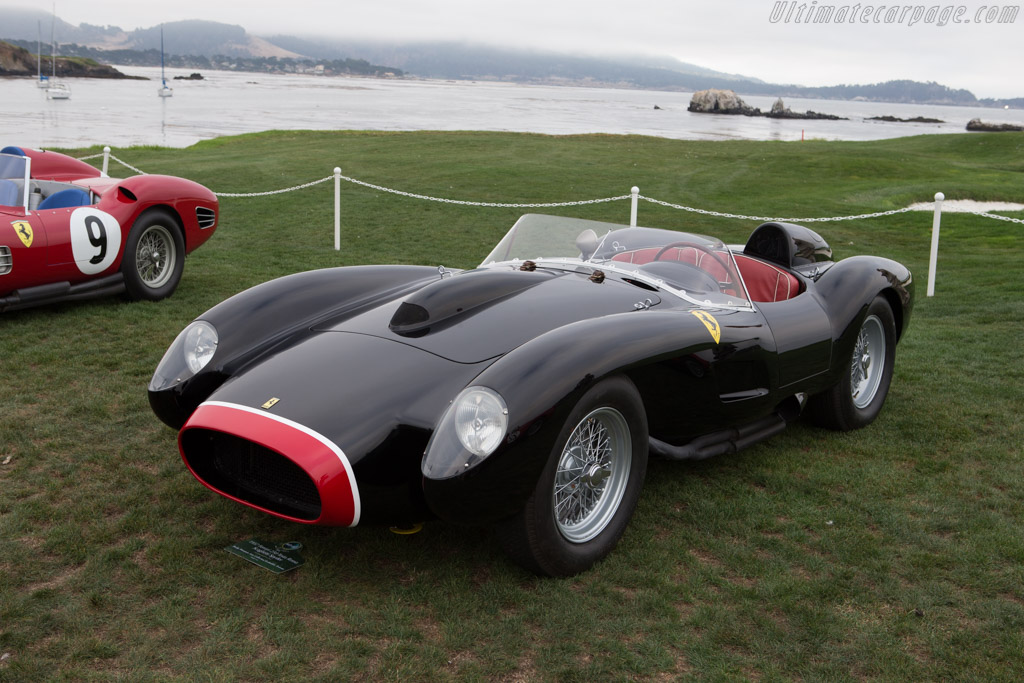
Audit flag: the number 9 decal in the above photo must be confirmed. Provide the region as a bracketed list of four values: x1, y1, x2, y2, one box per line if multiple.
[70, 208, 121, 275]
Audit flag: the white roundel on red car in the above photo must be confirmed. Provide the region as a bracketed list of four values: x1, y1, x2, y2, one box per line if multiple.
[70, 207, 122, 275]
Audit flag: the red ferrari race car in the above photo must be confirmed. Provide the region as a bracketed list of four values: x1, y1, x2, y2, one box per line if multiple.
[1, 146, 218, 312]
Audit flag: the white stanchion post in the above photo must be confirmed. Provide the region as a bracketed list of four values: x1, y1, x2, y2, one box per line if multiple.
[927, 191, 944, 297]
[102, 146, 110, 176]
[630, 186, 639, 227]
[334, 167, 341, 251]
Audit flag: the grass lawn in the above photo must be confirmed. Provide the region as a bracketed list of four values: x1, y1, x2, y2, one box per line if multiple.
[1, 130, 1022, 681]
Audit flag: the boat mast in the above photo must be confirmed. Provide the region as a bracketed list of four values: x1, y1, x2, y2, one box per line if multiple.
[161, 25, 166, 88]
[50, 8, 56, 80]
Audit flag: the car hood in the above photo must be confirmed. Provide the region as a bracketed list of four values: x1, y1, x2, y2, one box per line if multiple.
[203, 330, 488, 463]
[315, 266, 663, 363]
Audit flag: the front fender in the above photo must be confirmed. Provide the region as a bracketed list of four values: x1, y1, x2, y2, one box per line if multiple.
[149, 265, 441, 428]
[421, 309, 719, 524]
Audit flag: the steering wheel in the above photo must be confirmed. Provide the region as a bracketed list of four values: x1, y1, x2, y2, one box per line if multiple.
[652, 241, 734, 284]
[640, 260, 720, 293]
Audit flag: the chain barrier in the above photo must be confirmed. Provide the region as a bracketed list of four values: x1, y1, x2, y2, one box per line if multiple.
[216, 176, 335, 197]
[638, 195, 916, 223]
[106, 154, 148, 176]
[968, 210, 1024, 225]
[335, 171, 631, 208]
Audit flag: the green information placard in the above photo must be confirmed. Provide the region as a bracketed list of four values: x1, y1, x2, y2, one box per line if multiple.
[225, 539, 305, 574]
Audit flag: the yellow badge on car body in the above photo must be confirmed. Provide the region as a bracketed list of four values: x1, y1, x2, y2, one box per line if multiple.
[691, 310, 721, 344]
[12, 221, 33, 247]
[261, 397, 280, 410]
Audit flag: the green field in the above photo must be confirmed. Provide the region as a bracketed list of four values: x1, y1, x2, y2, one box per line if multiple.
[1, 130, 1023, 681]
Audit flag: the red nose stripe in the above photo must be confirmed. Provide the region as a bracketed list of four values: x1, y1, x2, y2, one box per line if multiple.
[180, 401, 361, 526]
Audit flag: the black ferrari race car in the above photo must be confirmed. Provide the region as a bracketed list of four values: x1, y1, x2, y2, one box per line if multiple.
[149, 214, 913, 576]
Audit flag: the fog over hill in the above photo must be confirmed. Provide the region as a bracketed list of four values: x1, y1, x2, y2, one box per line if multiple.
[1, 6, 1020, 107]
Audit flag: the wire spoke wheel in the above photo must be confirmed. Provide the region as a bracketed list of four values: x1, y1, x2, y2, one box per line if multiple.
[553, 407, 631, 543]
[850, 314, 886, 409]
[122, 209, 184, 302]
[136, 224, 176, 289]
[497, 375, 648, 576]
[807, 296, 896, 432]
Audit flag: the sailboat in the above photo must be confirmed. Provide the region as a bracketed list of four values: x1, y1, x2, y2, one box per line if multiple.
[158, 25, 173, 98]
[36, 21, 49, 88]
[46, 7, 70, 99]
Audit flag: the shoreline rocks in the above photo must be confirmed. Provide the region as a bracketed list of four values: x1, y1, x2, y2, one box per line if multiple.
[868, 115, 944, 123]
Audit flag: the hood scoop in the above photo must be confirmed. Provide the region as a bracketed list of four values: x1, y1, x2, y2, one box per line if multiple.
[389, 268, 556, 337]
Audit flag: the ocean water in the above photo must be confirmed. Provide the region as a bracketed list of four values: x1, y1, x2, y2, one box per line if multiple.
[2, 65, 1022, 149]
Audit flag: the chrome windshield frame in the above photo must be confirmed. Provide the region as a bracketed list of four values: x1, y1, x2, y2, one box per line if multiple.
[478, 257, 755, 312]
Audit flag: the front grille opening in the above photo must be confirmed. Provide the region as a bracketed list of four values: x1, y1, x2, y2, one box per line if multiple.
[181, 429, 321, 520]
[196, 207, 216, 229]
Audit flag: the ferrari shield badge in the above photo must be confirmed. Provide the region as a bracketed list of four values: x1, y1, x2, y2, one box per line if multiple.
[261, 397, 280, 410]
[12, 221, 33, 247]
[691, 310, 721, 344]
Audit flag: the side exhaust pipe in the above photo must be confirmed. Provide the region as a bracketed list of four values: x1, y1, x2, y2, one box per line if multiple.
[648, 413, 789, 462]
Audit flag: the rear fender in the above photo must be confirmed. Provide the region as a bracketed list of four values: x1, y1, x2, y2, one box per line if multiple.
[813, 255, 913, 382]
[20, 148, 102, 182]
[100, 175, 218, 253]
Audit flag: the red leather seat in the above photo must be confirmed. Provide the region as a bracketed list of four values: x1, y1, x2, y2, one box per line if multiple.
[611, 247, 730, 281]
[734, 254, 800, 302]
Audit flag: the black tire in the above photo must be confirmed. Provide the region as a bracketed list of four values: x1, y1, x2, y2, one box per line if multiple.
[497, 375, 648, 577]
[122, 209, 185, 302]
[808, 296, 896, 431]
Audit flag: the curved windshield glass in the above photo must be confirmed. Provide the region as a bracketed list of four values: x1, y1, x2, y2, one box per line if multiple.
[0, 153, 28, 181]
[0, 153, 30, 210]
[480, 214, 752, 308]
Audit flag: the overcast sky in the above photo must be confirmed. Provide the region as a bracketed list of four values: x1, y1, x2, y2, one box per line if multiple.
[5, 0, 1020, 98]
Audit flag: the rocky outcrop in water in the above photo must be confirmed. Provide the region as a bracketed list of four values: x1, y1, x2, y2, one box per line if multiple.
[688, 89, 757, 115]
[688, 89, 844, 120]
[966, 118, 1024, 132]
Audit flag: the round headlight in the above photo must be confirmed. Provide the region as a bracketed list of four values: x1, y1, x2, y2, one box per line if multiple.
[453, 387, 508, 457]
[149, 320, 218, 392]
[184, 321, 218, 374]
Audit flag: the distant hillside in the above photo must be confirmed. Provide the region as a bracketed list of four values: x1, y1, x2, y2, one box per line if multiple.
[3, 38, 403, 78]
[0, 10, 400, 77]
[0, 40, 138, 79]
[0, 8, 299, 58]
